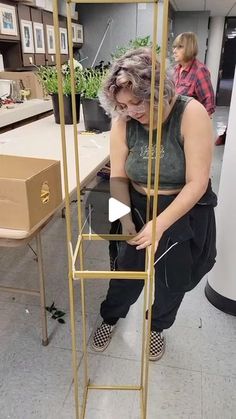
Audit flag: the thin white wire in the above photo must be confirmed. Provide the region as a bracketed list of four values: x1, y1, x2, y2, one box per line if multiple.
[134, 208, 178, 266]
[154, 241, 178, 266]
[88, 204, 92, 239]
[80, 205, 94, 234]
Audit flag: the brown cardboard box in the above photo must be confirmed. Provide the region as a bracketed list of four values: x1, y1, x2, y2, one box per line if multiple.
[0, 71, 44, 99]
[0, 155, 62, 231]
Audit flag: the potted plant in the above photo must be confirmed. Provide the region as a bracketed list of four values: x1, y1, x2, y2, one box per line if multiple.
[111, 35, 160, 59]
[36, 59, 85, 125]
[81, 66, 111, 132]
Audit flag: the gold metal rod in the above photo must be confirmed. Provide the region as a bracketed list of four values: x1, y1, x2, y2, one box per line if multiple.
[140, 386, 145, 419]
[146, 0, 158, 212]
[140, 255, 149, 386]
[80, 276, 89, 397]
[81, 379, 90, 419]
[88, 385, 141, 390]
[68, 272, 81, 419]
[141, 0, 159, 395]
[150, 0, 169, 269]
[81, 233, 135, 241]
[74, 271, 148, 279]
[70, 0, 156, 4]
[67, 3, 90, 391]
[0, 286, 39, 296]
[66, 2, 84, 235]
[72, 235, 83, 266]
[142, 2, 170, 416]
[36, 233, 48, 346]
[53, 2, 80, 417]
[53, 0, 72, 245]
[142, 255, 154, 416]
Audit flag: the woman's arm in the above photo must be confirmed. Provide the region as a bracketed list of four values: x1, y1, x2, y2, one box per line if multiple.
[195, 67, 215, 116]
[129, 99, 213, 250]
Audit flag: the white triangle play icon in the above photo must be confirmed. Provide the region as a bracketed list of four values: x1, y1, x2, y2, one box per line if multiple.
[108, 198, 130, 222]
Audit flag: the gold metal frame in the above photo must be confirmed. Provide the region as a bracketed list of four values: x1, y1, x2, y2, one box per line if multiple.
[53, 0, 169, 417]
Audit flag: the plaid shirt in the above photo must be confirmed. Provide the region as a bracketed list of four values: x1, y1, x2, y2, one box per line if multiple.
[174, 59, 215, 115]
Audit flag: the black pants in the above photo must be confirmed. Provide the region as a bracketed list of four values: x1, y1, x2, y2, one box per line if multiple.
[101, 267, 185, 332]
[102, 183, 217, 332]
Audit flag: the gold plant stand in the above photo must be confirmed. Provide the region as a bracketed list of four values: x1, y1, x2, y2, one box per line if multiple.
[52, 0, 169, 417]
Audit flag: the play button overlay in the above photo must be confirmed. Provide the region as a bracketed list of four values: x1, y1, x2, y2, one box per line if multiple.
[108, 198, 130, 222]
[84, 176, 132, 237]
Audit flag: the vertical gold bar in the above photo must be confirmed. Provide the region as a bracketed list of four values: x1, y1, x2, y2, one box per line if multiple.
[66, 0, 89, 408]
[53, 1, 80, 418]
[141, 1, 159, 416]
[66, 2, 83, 230]
[142, 0, 170, 417]
[52, 0, 72, 244]
[36, 232, 48, 346]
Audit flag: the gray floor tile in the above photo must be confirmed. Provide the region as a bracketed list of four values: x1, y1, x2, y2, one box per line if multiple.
[0, 339, 74, 419]
[202, 372, 236, 419]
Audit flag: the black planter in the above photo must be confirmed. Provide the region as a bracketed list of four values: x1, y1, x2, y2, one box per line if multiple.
[82, 98, 111, 132]
[51, 93, 81, 125]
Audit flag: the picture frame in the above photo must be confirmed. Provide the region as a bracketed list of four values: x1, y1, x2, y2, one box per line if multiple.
[0, 3, 18, 36]
[71, 23, 77, 43]
[76, 24, 83, 44]
[46, 24, 55, 54]
[59, 27, 68, 54]
[33, 22, 45, 54]
[20, 20, 34, 54]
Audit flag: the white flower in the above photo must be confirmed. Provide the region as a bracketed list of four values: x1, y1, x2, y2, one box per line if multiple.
[68, 58, 83, 70]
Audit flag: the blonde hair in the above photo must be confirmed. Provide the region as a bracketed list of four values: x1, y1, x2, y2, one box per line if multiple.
[99, 47, 175, 117]
[173, 32, 198, 62]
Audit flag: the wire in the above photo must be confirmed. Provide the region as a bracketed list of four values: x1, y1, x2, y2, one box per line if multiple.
[154, 241, 178, 266]
[133, 207, 178, 266]
[81, 205, 94, 234]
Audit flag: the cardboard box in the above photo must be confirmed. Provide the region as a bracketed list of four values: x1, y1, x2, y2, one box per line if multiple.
[0, 71, 44, 99]
[0, 155, 62, 231]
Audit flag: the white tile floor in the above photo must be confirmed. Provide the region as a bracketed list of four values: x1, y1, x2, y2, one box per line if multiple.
[1, 107, 236, 419]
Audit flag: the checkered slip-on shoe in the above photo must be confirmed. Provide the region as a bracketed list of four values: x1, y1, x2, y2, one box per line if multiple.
[92, 322, 115, 352]
[149, 331, 165, 361]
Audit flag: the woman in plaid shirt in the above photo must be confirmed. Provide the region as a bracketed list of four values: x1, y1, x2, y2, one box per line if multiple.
[173, 32, 215, 116]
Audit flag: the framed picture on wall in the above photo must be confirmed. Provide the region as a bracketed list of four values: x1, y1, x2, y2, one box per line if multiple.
[33, 22, 45, 54]
[0, 3, 18, 36]
[20, 20, 34, 53]
[59, 27, 68, 54]
[71, 23, 77, 43]
[46, 25, 55, 54]
[76, 24, 83, 43]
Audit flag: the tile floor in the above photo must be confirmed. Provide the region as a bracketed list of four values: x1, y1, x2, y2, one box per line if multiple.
[1, 107, 235, 419]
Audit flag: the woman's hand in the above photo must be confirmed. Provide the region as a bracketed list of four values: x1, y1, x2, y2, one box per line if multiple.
[128, 220, 164, 251]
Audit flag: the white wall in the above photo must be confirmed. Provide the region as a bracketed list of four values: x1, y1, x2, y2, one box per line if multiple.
[78, 3, 164, 67]
[208, 66, 236, 300]
[206, 17, 225, 94]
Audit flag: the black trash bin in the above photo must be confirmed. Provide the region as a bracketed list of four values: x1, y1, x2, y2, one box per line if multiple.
[52, 93, 81, 125]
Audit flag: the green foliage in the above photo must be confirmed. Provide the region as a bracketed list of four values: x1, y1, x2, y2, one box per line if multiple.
[36, 63, 85, 96]
[111, 35, 160, 60]
[82, 68, 108, 99]
[37, 63, 107, 99]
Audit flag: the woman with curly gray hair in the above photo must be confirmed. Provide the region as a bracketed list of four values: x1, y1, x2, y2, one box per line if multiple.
[92, 48, 217, 361]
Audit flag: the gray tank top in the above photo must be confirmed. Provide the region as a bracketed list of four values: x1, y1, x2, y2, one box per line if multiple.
[125, 95, 192, 190]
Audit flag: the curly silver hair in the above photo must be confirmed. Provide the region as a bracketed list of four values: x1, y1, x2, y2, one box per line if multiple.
[99, 47, 175, 117]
